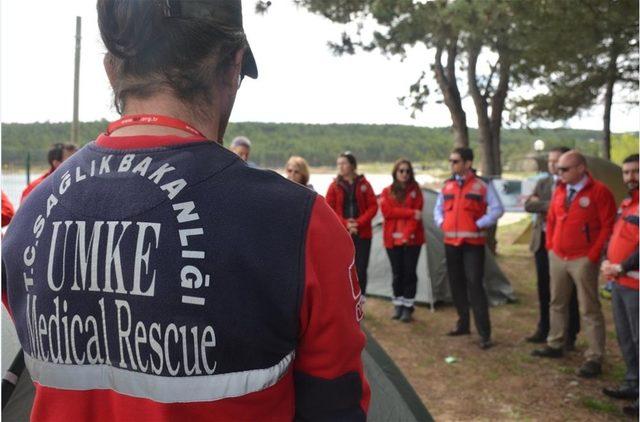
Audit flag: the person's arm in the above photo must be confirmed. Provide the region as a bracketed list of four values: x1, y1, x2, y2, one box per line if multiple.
[433, 191, 445, 228]
[1, 191, 15, 227]
[325, 183, 349, 229]
[294, 197, 370, 420]
[355, 182, 379, 229]
[524, 179, 550, 214]
[402, 188, 423, 241]
[380, 189, 414, 220]
[587, 187, 617, 263]
[545, 192, 557, 251]
[621, 246, 639, 274]
[476, 182, 505, 229]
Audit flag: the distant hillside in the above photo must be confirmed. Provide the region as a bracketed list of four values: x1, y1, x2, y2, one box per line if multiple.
[1, 120, 608, 169]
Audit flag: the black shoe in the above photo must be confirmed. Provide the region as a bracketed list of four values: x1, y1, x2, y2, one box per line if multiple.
[526, 331, 547, 343]
[577, 360, 601, 378]
[531, 346, 563, 358]
[391, 306, 402, 320]
[447, 327, 470, 336]
[400, 307, 413, 323]
[602, 385, 638, 400]
[479, 339, 493, 350]
[623, 400, 639, 417]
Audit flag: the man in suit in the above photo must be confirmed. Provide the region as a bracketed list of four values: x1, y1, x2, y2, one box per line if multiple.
[524, 146, 580, 348]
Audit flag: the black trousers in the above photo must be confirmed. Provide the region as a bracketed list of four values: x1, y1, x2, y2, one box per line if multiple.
[352, 235, 372, 295]
[445, 243, 491, 340]
[386, 245, 421, 307]
[534, 232, 580, 342]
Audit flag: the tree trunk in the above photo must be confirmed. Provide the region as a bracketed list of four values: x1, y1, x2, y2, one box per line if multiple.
[602, 49, 618, 160]
[467, 43, 493, 177]
[488, 54, 510, 178]
[433, 39, 469, 147]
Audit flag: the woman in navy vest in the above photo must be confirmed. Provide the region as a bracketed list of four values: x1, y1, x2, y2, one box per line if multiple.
[0, 1, 369, 420]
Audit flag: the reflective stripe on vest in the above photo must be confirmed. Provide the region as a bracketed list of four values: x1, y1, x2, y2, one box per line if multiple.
[627, 271, 639, 280]
[25, 350, 295, 403]
[444, 231, 485, 239]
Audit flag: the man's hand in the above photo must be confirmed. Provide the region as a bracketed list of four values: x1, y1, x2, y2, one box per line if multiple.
[529, 195, 540, 202]
[601, 260, 621, 278]
[413, 210, 422, 220]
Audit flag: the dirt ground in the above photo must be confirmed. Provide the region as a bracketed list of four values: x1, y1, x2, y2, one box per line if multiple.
[363, 219, 632, 421]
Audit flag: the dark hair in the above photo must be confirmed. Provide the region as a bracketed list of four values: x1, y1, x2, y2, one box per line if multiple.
[97, 0, 247, 113]
[339, 152, 357, 170]
[48, 143, 77, 168]
[550, 146, 571, 154]
[452, 147, 473, 162]
[390, 159, 416, 202]
[623, 154, 639, 164]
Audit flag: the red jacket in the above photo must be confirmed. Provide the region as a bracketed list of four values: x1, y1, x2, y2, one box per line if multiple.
[21, 169, 53, 203]
[326, 175, 378, 239]
[441, 173, 488, 246]
[607, 190, 639, 290]
[380, 183, 425, 249]
[546, 173, 616, 263]
[1, 190, 14, 227]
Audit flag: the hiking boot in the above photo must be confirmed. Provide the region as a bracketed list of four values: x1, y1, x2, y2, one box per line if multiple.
[531, 346, 563, 358]
[391, 305, 402, 320]
[577, 360, 601, 378]
[602, 385, 638, 400]
[479, 339, 493, 350]
[400, 307, 413, 323]
[623, 400, 639, 417]
[447, 326, 470, 336]
[526, 330, 547, 343]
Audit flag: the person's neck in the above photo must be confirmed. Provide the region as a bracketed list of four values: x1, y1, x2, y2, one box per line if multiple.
[343, 173, 356, 183]
[456, 169, 471, 179]
[114, 94, 220, 140]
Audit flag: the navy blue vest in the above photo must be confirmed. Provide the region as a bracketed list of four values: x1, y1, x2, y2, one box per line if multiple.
[2, 141, 316, 398]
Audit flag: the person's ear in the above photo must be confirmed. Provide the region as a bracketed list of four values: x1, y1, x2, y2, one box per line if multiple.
[103, 55, 118, 89]
[230, 48, 245, 89]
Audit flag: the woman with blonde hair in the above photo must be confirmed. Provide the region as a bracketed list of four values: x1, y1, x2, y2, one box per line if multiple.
[285, 156, 313, 190]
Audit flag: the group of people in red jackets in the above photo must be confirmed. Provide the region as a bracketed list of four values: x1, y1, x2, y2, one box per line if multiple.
[326, 152, 425, 323]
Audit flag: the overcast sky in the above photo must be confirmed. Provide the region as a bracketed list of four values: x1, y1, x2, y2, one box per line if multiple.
[1, 0, 638, 133]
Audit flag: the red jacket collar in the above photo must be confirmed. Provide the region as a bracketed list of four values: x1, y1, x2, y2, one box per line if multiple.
[95, 133, 211, 150]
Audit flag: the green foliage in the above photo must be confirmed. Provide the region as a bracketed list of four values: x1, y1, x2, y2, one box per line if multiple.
[611, 133, 640, 165]
[1, 120, 605, 169]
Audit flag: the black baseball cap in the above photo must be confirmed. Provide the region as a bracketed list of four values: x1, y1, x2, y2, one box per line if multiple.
[162, 0, 258, 79]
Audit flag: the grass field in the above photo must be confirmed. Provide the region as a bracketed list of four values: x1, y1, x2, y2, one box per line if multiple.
[363, 218, 630, 421]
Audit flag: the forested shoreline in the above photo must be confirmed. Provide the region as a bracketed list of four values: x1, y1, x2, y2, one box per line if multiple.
[2, 120, 634, 170]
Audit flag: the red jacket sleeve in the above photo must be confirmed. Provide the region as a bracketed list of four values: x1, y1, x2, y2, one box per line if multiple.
[402, 188, 424, 240]
[380, 188, 414, 220]
[545, 190, 558, 251]
[325, 183, 349, 228]
[587, 185, 617, 263]
[355, 181, 378, 229]
[1, 191, 15, 227]
[294, 196, 370, 420]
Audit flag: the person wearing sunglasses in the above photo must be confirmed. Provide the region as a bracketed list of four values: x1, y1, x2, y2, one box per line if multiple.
[532, 150, 616, 379]
[524, 146, 581, 349]
[380, 159, 424, 322]
[326, 152, 378, 299]
[433, 147, 504, 350]
[600, 154, 639, 416]
[1, 1, 369, 420]
[20, 142, 77, 203]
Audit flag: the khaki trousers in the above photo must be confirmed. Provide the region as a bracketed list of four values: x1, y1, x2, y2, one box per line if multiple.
[548, 252, 605, 362]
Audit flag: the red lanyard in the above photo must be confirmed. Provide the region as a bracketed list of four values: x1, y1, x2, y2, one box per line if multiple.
[106, 114, 207, 139]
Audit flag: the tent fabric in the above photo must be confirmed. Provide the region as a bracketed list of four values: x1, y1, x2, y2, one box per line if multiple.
[3, 332, 433, 422]
[366, 189, 516, 306]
